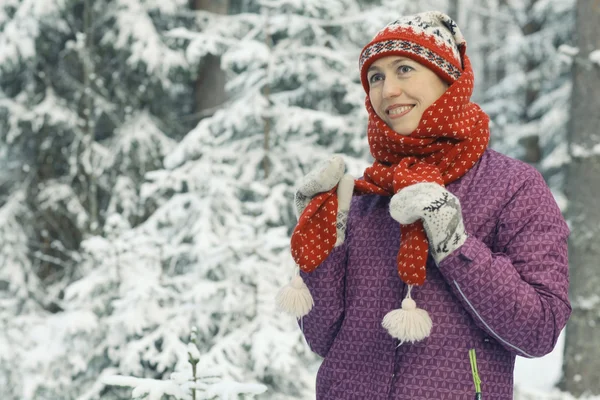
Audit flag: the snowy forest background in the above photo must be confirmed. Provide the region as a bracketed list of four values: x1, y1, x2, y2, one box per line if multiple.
[0, 0, 599, 399]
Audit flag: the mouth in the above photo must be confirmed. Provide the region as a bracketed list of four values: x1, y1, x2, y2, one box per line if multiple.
[386, 104, 415, 119]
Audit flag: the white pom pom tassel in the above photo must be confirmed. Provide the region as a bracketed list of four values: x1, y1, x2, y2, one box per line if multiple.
[382, 285, 432, 343]
[276, 275, 314, 318]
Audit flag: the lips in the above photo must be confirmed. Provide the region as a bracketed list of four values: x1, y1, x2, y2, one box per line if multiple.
[386, 104, 415, 119]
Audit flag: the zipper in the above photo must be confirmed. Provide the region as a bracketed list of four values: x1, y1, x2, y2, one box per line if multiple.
[453, 280, 534, 358]
[469, 348, 482, 399]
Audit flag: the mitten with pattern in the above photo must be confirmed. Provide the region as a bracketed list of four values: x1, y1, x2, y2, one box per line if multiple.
[295, 155, 354, 246]
[390, 182, 467, 264]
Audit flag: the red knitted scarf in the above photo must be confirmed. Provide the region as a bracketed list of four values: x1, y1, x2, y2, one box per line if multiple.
[291, 54, 489, 286]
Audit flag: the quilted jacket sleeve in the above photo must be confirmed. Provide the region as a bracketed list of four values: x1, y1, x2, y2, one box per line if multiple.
[298, 209, 351, 358]
[438, 169, 571, 358]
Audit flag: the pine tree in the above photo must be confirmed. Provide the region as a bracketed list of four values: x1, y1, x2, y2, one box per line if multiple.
[0, 0, 195, 398]
[1, 0, 390, 397]
[63, 0, 420, 398]
[561, 0, 600, 395]
[93, 1, 381, 397]
[5, 1, 578, 399]
[479, 0, 574, 207]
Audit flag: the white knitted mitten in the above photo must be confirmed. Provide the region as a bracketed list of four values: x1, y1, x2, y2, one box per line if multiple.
[277, 156, 354, 318]
[295, 155, 354, 246]
[390, 182, 467, 264]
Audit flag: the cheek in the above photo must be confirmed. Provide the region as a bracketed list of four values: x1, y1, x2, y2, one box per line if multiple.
[427, 80, 448, 105]
[433, 83, 448, 102]
[419, 85, 446, 109]
[369, 91, 385, 118]
[413, 75, 448, 108]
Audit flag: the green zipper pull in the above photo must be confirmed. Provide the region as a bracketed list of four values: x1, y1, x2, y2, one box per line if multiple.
[469, 348, 482, 399]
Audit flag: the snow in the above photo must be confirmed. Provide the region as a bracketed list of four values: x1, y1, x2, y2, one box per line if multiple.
[102, 0, 188, 80]
[0, 0, 595, 399]
[590, 50, 600, 66]
[37, 181, 89, 230]
[570, 143, 600, 159]
[102, 375, 191, 400]
[0, 4, 38, 66]
[558, 44, 579, 56]
[572, 295, 600, 311]
[201, 381, 268, 399]
[515, 331, 566, 393]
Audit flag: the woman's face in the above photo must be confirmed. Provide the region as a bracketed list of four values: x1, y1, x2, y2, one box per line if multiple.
[367, 56, 449, 136]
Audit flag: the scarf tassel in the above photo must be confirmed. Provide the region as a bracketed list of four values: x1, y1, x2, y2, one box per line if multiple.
[382, 285, 432, 343]
[276, 273, 314, 319]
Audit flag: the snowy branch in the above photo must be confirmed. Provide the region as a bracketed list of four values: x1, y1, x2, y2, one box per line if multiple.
[102, 374, 267, 400]
[590, 50, 600, 67]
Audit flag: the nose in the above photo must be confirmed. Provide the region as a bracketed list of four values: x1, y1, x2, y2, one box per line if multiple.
[382, 76, 402, 99]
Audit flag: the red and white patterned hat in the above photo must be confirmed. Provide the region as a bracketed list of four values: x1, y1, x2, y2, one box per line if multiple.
[359, 11, 466, 92]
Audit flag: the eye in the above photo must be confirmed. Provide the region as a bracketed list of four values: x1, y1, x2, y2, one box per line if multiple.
[368, 73, 383, 84]
[397, 65, 414, 74]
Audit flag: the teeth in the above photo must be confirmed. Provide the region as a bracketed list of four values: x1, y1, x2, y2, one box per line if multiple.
[389, 105, 413, 115]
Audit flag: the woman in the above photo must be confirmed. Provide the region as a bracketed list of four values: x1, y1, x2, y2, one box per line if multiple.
[276, 11, 570, 400]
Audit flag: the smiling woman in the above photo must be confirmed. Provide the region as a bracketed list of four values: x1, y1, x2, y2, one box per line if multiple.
[366, 56, 448, 136]
[277, 10, 571, 400]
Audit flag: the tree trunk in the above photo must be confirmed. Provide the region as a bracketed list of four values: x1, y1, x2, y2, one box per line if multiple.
[478, 0, 497, 98]
[561, 0, 600, 396]
[262, 8, 271, 178]
[83, 0, 99, 234]
[521, 0, 543, 162]
[193, 0, 229, 116]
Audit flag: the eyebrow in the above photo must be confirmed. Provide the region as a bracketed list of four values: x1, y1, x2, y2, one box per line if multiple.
[367, 58, 413, 73]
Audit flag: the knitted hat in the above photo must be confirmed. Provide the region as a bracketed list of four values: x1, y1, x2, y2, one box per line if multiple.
[359, 11, 466, 92]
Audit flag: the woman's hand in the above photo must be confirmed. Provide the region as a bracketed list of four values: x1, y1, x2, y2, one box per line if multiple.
[295, 155, 354, 246]
[390, 182, 467, 264]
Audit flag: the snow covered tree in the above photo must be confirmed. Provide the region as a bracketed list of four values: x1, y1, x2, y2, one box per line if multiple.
[479, 0, 575, 207]
[561, 0, 600, 396]
[0, 0, 195, 398]
[1, 0, 399, 398]
[66, 1, 449, 398]
[2, 0, 581, 398]
[89, 1, 385, 397]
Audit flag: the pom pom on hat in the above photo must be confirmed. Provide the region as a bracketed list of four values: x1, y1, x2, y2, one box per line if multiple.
[359, 11, 467, 92]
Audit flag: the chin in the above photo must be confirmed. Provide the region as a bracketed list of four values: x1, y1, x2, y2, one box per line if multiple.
[391, 131, 411, 136]
[389, 123, 415, 136]
[385, 118, 418, 136]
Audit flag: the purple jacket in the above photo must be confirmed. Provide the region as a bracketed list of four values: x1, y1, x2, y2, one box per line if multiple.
[300, 149, 571, 399]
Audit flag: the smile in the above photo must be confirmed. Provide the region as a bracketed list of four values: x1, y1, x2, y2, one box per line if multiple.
[387, 105, 415, 119]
